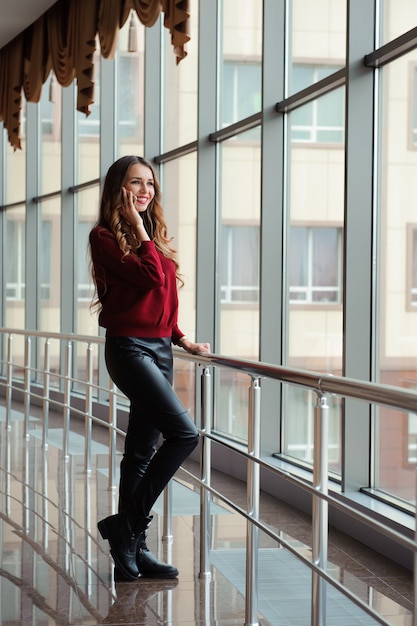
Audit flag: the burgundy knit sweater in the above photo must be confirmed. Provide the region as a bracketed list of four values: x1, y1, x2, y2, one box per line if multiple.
[89, 226, 184, 344]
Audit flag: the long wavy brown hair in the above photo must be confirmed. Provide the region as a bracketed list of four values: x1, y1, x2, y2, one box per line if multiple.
[90, 156, 183, 309]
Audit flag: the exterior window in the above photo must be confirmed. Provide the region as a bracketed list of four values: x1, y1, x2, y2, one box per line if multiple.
[291, 65, 344, 144]
[118, 55, 142, 139]
[289, 226, 342, 304]
[408, 412, 417, 464]
[40, 86, 54, 136]
[6, 221, 25, 300]
[76, 55, 141, 139]
[222, 61, 262, 127]
[413, 70, 417, 145]
[411, 228, 417, 305]
[78, 222, 95, 301]
[284, 386, 342, 472]
[78, 53, 101, 137]
[220, 225, 259, 304]
[223, 62, 343, 143]
[78, 88, 100, 137]
[40, 221, 52, 300]
[6, 220, 51, 300]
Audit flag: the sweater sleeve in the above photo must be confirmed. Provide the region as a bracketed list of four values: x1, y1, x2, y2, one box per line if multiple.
[172, 325, 185, 345]
[90, 227, 165, 290]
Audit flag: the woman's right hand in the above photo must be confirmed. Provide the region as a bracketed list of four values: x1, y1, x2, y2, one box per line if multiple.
[120, 187, 150, 241]
[120, 187, 141, 226]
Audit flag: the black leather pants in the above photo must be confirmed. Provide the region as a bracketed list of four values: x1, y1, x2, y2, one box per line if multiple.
[105, 336, 199, 519]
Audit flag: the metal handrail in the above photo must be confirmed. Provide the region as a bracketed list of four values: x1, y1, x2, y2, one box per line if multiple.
[0, 327, 415, 626]
[1, 326, 416, 411]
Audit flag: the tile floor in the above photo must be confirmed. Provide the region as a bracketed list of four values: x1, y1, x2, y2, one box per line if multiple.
[0, 402, 414, 625]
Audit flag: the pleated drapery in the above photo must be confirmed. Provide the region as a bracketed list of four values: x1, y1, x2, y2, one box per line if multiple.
[0, 0, 190, 150]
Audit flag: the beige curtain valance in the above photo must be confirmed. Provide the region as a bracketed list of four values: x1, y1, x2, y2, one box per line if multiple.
[0, 0, 190, 150]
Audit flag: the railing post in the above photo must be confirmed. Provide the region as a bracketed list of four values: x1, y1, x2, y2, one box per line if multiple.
[311, 393, 329, 626]
[5, 333, 13, 431]
[41, 338, 50, 547]
[23, 433, 30, 532]
[85, 470, 92, 595]
[199, 366, 212, 579]
[245, 377, 261, 626]
[42, 338, 50, 450]
[108, 380, 117, 491]
[23, 336, 31, 439]
[63, 340, 72, 460]
[42, 440, 49, 550]
[84, 342, 93, 475]
[162, 480, 173, 542]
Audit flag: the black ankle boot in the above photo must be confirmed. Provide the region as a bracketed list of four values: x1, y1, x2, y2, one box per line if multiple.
[136, 530, 179, 579]
[98, 513, 152, 581]
[114, 546, 179, 581]
[113, 522, 179, 581]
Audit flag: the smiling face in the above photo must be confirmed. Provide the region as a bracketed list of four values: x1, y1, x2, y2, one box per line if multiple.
[123, 162, 155, 213]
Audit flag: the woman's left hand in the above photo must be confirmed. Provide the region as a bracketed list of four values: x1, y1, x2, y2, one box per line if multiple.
[181, 338, 211, 355]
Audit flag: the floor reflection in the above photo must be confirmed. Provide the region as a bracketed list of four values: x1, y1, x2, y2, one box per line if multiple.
[0, 405, 413, 625]
[102, 579, 179, 624]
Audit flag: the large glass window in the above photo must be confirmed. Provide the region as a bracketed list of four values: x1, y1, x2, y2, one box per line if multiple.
[76, 187, 100, 337]
[214, 128, 261, 442]
[162, 155, 198, 418]
[118, 14, 145, 156]
[3, 212, 52, 315]
[289, 226, 343, 304]
[5, 124, 26, 205]
[409, 226, 417, 306]
[39, 75, 62, 334]
[219, 129, 261, 360]
[39, 201, 60, 333]
[40, 77, 62, 195]
[383, 0, 417, 46]
[5, 208, 26, 335]
[221, 0, 262, 132]
[163, 155, 198, 341]
[40, 75, 60, 138]
[407, 411, 417, 465]
[6, 219, 25, 301]
[40, 220, 52, 301]
[221, 61, 262, 128]
[118, 55, 143, 141]
[77, 67, 100, 138]
[77, 50, 100, 183]
[220, 224, 259, 304]
[221, 61, 344, 144]
[77, 222, 95, 302]
[413, 68, 417, 146]
[163, 2, 198, 152]
[283, 85, 345, 475]
[375, 50, 417, 506]
[283, 387, 342, 473]
[215, 371, 250, 443]
[291, 66, 344, 144]
[290, 0, 346, 71]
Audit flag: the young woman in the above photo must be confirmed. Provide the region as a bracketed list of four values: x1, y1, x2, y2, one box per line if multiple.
[89, 155, 210, 581]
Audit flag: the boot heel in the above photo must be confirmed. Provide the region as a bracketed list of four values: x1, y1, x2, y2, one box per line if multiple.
[97, 513, 141, 580]
[98, 519, 109, 540]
